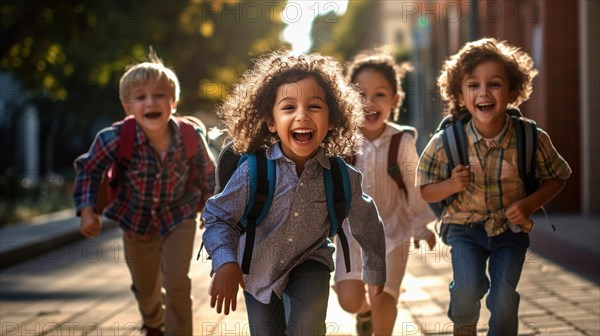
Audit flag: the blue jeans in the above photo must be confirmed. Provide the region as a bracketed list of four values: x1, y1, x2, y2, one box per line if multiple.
[244, 260, 331, 336]
[446, 223, 529, 336]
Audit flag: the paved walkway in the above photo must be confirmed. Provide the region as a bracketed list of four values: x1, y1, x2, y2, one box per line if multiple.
[0, 212, 598, 335]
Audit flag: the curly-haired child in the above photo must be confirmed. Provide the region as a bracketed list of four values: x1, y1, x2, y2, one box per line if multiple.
[417, 38, 571, 335]
[332, 48, 437, 336]
[73, 49, 216, 336]
[201, 51, 387, 335]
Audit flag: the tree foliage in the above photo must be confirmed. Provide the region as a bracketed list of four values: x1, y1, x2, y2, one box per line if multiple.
[0, 0, 287, 173]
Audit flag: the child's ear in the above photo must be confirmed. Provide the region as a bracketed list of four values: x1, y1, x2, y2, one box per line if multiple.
[328, 122, 335, 131]
[392, 93, 401, 108]
[122, 102, 131, 115]
[267, 119, 277, 133]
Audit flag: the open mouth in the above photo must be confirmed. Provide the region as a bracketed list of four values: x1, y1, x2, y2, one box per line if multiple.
[476, 102, 495, 112]
[292, 129, 314, 143]
[365, 110, 380, 122]
[144, 112, 162, 119]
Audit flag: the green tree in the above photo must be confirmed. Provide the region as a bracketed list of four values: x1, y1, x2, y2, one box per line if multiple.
[310, 1, 376, 63]
[1, 0, 287, 174]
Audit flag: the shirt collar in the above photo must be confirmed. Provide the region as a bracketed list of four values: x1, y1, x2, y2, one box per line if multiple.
[266, 142, 330, 169]
[466, 114, 511, 149]
[134, 117, 182, 148]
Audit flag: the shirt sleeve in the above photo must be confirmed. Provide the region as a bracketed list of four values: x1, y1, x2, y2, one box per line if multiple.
[345, 166, 386, 285]
[417, 133, 448, 187]
[201, 160, 248, 274]
[72, 127, 119, 215]
[535, 129, 572, 181]
[398, 132, 436, 239]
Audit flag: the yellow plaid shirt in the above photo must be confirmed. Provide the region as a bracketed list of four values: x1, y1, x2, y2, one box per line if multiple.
[417, 115, 571, 236]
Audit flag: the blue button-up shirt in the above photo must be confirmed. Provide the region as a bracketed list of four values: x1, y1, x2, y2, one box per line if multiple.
[202, 144, 386, 304]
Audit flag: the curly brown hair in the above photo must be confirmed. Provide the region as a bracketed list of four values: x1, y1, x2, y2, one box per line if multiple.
[217, 50, 364, 157]
[437, 38, 538, 119]
[346, 47, 413, 121]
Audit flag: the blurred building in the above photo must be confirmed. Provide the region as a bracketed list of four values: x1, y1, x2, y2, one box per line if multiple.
[357, 0, 598, 214]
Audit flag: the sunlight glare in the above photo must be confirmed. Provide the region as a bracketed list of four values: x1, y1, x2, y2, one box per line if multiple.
[282, 1, 348, 54]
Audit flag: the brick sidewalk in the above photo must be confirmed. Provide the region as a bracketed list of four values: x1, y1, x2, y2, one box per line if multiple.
[1, 226, 598, 335]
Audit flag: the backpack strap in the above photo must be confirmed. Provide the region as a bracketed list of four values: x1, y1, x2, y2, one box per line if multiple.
[324, 157, 352, 272]
[388, 132, 407, 196]
[106, 115, 137, 199]
[177, 117, 200, 160]
[175, 117, 201, 192]
[438, 115, 469, 208]
[239, 150, 276, 274]
[511, 116, 539, 196]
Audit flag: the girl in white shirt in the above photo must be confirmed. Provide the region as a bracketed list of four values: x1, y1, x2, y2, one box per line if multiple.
[334, 48, 437, 336]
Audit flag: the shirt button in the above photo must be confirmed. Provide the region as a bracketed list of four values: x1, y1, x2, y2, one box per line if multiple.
[155, 173, 160, 179]
[280, 260, 285, 264]
[153, 197, 159, 203]
[294, 212, 299, 217]
[151, 210, 156, 216]
[288, 237, 293, 242]
[299, 182, 304, 187]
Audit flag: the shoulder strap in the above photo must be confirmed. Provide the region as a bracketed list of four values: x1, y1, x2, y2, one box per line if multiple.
[175, 117, 201, 192]
[324, 157, 352, 272]
[97, 115, 136, 214]
[511, 115, 539, 195]
[176, 117, 200, 160]
[437, 114, 469, 209]
[388, 132, 407, 196]
[108, 115, 137, 188]
[240, 150, 276, 274]
[215, 141, 241, 194]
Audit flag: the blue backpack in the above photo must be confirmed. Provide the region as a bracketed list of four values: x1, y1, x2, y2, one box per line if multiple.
[431, 108, 545, 242]
[203, 143, 353, 274]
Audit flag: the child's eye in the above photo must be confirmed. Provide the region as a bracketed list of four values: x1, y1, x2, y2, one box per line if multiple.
[282, 105, 295, 110]
[309, 104, 322, 109]
[489, 83, 502, 88]
[375, 92, 387, 97]
[466, 83, 479, 90]
[154, 93, 166, 98]
[135, 95, 146, 101]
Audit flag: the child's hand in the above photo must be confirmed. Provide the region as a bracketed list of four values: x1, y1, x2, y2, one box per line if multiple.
[367, 284, 384, 297]
[80, 206, 102, 238]
[210, 262, 245, 315]
[449, 164, 471, 193]
[505, 200, 535, 233]
[414, 231, 437, 250]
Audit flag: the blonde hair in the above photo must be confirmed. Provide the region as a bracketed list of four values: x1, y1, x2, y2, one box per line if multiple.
[217, 50, 364, 156]
[437, 38, 538, 118]
[119, 47, 180, 104]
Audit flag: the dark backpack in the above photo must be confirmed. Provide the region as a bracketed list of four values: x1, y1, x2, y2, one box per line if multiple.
[430, 108, 541, 241]
[95, 115, 203, 214]
[346, 127, 416, 196]
[204, 142, 353, 274]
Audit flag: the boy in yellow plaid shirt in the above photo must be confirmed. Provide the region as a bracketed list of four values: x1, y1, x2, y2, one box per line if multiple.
[417, 38, 571, 335]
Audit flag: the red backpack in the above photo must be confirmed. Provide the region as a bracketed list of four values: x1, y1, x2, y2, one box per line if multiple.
[346, 129, 415, 196]
[95, 115, 203, 214]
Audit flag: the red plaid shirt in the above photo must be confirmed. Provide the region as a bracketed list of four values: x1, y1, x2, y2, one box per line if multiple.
[73, 117, 216, 238]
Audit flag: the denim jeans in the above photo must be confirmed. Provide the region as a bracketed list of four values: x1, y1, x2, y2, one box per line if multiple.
[446, 223, 529, 336]
[244, 260, 331, 336]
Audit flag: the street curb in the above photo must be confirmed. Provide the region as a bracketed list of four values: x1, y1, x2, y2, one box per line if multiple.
[0, 212, 117, 269]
